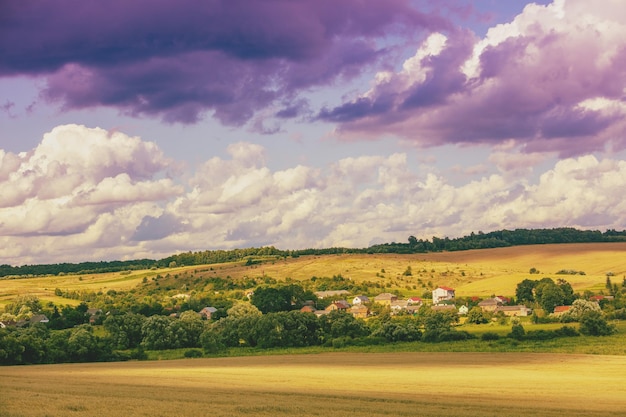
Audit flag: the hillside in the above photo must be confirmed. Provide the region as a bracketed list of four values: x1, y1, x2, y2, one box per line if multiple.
[2, 242, 625, 308]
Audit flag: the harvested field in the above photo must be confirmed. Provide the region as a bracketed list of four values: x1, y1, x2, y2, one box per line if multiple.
[1, 352, 626, 417]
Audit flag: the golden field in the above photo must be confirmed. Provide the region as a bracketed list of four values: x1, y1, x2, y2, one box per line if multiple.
[1, 352, 626, 417]
[1, 242, 625, 307]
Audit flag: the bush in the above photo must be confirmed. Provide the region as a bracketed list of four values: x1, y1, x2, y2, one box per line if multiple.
[508, 323, 525, 340]
[432, 330, 474, 342]
[481, 332, 500, 341]
[184, 349, 203, 358]
[553, 325, 579, 337]
[579, 311, 616, 336]
[129, 346, 148, 361]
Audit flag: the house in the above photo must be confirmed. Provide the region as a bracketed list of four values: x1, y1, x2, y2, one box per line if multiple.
[374, 293, 398, 306]
[390, 300, 408, 314]
[314, 290, 350, 299]
[29, 314, 49, 325]
[478, 298, 502, 312]
[494, 296, 511, 304]
[495, 305, 532, 317]
[458, 305, 469, 315]
[325, 300, 350, 312]
[552, 305, 571, 317]
[589, 295, 614, 302]
[352, 295, 370, 305]
[199, 306, 218, 320]
[300, 305, 317, 313]
[350, 304, 369, 319]
[432, 286, 455, 304]
[407, 297, 422, 306]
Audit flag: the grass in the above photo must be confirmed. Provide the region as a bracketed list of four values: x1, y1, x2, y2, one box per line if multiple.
[2, 351, 626, 416]
[2, 243, 625, 309]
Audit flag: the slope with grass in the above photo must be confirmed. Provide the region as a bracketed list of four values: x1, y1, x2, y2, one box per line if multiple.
[1, 243, 625, 308]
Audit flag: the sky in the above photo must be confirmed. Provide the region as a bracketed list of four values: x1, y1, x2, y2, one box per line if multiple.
[2, 0, 626, 266]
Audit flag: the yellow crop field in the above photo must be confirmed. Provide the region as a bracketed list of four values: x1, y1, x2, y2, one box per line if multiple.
[1, 352, 626, 417]
[1, 242, 625, 307]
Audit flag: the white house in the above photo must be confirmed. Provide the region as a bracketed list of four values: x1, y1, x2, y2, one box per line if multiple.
[432, 286, 455, 304]
[352, 295, 370, 305]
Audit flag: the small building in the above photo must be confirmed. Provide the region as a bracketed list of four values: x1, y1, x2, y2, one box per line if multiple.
[300, 305, 317, 313]
[199, 306, 218, 320]
[458, 305, 469, 315]
[478, 298, 502, 312]
[29, 314, 49, 325]
[352, 295, 370, 305]
[496, 305, 533, 317]
[325, 300, 350, 312]
[374, 293, 398, 306]
[407, 297, 423, 306]
[350, 304, 369, 319]
[390, 300, 408, 314]
[552, 305, 571, 317]
[432, 286, 455, 305]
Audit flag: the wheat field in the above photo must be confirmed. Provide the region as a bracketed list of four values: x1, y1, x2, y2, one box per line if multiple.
[1, 352, 626, 417]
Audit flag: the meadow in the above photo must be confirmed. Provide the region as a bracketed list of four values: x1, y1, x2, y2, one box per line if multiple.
[2, 242, 625, 309]
[1, 351, 626, 417]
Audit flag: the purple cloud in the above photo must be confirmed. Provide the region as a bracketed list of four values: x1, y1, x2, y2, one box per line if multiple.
[1, 0, 446, 124]
[326, 1, 626, 156]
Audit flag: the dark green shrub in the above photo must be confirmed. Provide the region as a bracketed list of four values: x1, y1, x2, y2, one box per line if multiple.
[184, 349, 203, 358]
[481, 332, 500, 341]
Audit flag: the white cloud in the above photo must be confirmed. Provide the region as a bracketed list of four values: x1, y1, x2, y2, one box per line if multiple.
[2, 125, 626, 265]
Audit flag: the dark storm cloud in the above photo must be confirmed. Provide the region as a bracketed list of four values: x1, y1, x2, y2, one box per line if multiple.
[0, 0, 446, 124]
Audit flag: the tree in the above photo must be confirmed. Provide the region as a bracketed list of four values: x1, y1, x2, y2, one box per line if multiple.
[534, 279, 565, 313]
[579, 310, 615, 336]
[466, 307, 489, 324]
[104, 313, 145, 349]
[227, 302, 262, 318]
[420, 309, 458, 342]
[515, 279, 537, 303]
[177, 311, 206, 348]
[318, 311, 369, 341]
[251, 287, 292, 313]
[508, 323, 525, 340]
[141, 316, 179, 350]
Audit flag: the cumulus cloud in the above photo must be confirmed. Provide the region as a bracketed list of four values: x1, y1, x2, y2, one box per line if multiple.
[0, 0, 445, 125]
[2, 125, 626, 265]
[327, 0, 626, 156]
[0, 125, 182, 258]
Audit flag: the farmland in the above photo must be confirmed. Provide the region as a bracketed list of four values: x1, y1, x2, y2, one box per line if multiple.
[1, 352, 626, 417]
[2, 242, 625, 308]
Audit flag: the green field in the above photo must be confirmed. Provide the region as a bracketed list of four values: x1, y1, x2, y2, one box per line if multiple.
[1, 352, 626, 417]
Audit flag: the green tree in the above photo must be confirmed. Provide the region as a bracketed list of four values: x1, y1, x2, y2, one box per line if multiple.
[227, 302, 262, 318]
[318, 311, 369, 341]
[104, 313, 145, 349]
[141, 316, 178, 350]
[251, 287, 292, 313]
[466, 306, 489, 324]
[579, 310, 615, 336]
[515, 279, 537, 303]
[537, 282, 565, 313]
[420, 309, 459, 342]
